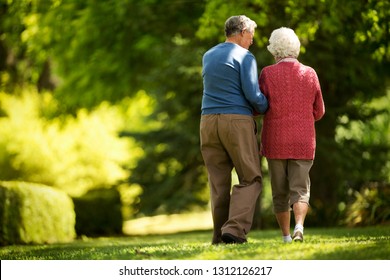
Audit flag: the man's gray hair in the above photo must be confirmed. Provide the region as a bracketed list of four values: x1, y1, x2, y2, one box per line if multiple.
[225, 15, 257, 37]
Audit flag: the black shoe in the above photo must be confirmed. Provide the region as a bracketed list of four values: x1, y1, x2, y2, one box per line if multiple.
[221, 233, 247, 244]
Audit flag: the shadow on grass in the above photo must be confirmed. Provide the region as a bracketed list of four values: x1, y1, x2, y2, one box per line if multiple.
[310, 243, 389, 259]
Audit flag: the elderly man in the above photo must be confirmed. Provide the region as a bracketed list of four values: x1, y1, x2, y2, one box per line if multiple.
[200, 15, 268, 245]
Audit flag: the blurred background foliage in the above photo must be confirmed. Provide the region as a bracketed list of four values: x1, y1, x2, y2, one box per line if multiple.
[0, 0, 389, 229]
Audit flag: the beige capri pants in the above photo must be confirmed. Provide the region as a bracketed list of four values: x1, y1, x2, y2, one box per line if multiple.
[267, 159, 313, 213]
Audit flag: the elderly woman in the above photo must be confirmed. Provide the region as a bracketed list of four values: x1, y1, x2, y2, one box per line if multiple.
[259, 27, 325, 243]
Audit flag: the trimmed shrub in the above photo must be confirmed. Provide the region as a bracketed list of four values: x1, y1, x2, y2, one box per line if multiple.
[73, 187, 123, 236]
[0, 181, 76, 245]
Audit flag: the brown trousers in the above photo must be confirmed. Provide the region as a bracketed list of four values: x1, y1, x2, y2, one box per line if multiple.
[200, 114, 263, 243]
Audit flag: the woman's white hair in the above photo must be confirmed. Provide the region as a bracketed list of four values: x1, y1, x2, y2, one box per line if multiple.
[267, 27, 300, 58]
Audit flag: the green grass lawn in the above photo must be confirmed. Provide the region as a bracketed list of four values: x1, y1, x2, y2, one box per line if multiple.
[1, 225, 389, 260]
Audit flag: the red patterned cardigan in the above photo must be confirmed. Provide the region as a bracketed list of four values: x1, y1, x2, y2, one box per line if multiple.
[259, 58, 325, 160]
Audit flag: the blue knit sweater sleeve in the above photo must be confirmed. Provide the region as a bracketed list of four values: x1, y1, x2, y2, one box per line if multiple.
[241, 53, 268, 114]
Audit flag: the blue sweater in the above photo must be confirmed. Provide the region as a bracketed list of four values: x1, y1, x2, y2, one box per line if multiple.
[201, 42, 268, 115]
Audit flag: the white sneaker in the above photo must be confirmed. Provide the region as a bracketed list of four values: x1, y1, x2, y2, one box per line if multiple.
[292, 230, 303, 242]
[283, 235, 292, 243]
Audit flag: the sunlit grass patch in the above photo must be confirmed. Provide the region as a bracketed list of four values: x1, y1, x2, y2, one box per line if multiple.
[123, 211, 213, 235]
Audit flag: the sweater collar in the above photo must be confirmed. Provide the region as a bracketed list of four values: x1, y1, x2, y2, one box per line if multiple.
[276, 57, 298, 64]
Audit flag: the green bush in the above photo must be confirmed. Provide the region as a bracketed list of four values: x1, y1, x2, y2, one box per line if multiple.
[0, 181, 76, 245]
[73, 187, 123, 236]
[344, 182, 390, 227]
[0, 90, 135, 197]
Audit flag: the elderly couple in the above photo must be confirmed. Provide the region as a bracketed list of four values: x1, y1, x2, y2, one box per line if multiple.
[200, 15, 325, 245]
